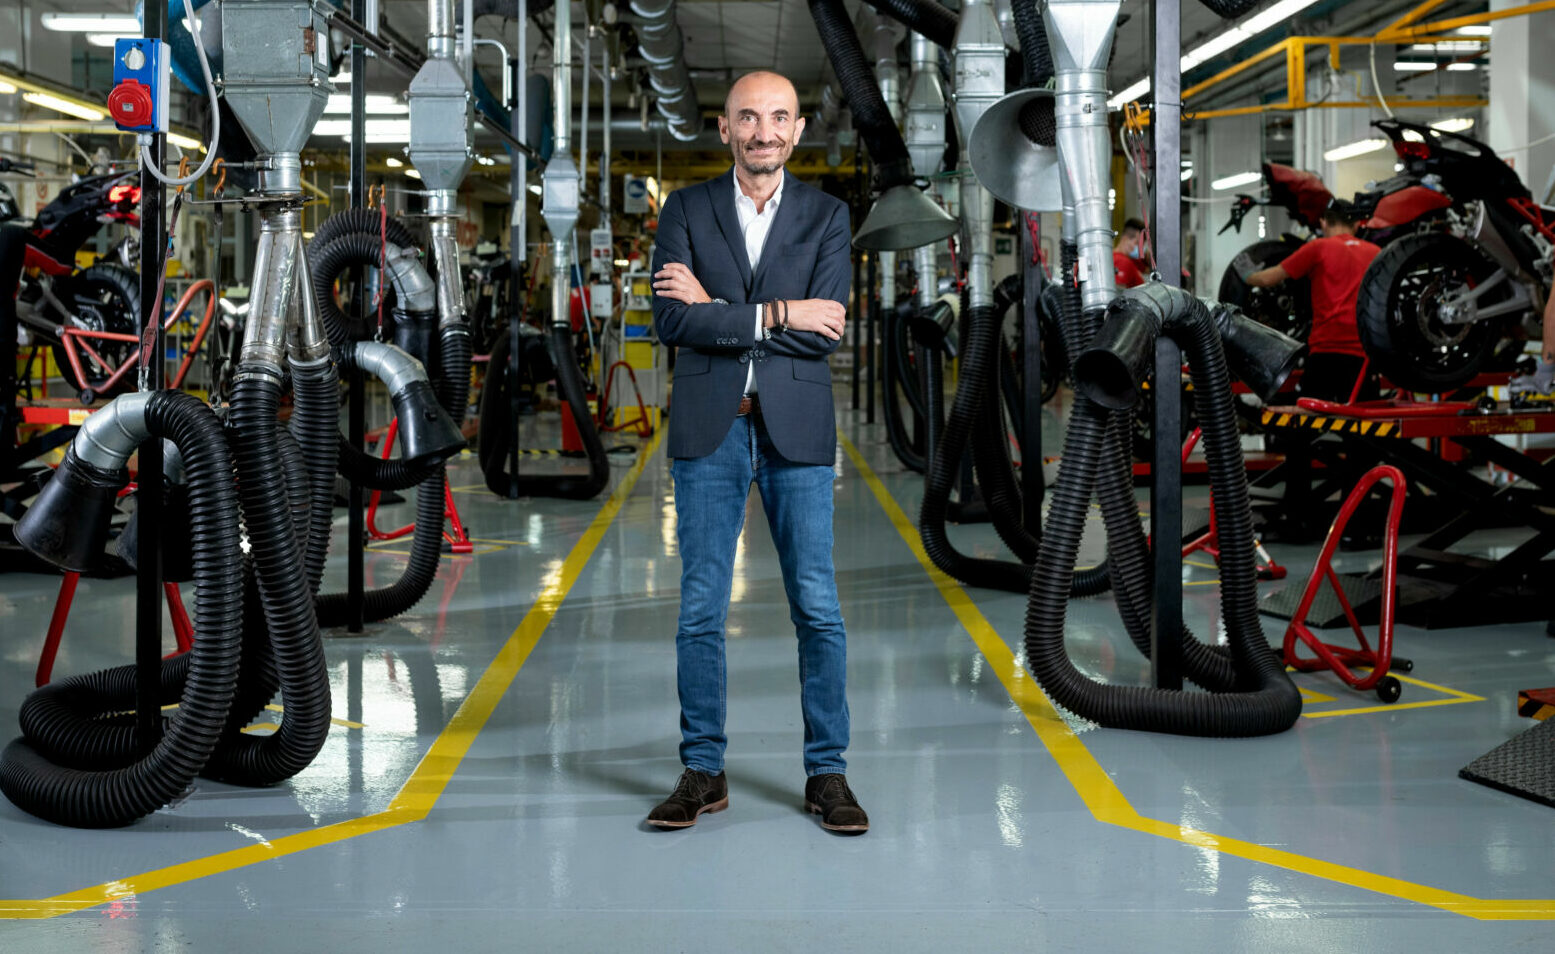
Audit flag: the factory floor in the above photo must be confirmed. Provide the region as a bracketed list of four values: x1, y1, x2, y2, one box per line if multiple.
[1, 387, 1553, 951]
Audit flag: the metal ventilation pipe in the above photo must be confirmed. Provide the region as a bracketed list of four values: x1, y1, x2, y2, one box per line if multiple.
[542, 0, 581, 330]
[1045, 0, 1120, 313]
[630, 0, 702, 142]
[870, 10, 904, 126]
[904, 32, 945, 180]
[953, 0, 1005, 310]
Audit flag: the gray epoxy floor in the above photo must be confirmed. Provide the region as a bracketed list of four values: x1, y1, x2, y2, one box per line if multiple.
[2, 390, 1555, 951]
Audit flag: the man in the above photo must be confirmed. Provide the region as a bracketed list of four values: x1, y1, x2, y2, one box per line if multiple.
[648, 71, 865, 833]
[1246, 200, 1382, 402]
[1113, 217, 1149, 289]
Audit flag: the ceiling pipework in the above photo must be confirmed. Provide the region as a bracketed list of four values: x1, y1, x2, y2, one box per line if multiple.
[630, 0, 702, 142]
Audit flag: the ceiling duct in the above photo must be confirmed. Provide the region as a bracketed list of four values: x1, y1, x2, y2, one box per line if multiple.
[629, 0, 702, 142]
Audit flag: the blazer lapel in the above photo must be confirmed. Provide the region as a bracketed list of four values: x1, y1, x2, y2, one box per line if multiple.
[749, 171, 803, 292]
[708, 168, 752, 291]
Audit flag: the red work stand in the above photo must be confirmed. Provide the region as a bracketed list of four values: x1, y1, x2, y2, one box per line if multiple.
[37, 574, 193, 687]
[1178, 428, 1287, 580]
[365, 416, 473, 554]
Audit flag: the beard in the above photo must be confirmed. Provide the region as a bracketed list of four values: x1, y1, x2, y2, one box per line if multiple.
[739, 139, 790, 176]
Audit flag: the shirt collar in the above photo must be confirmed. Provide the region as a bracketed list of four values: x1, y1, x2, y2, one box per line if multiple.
[734, 169, 784, 213]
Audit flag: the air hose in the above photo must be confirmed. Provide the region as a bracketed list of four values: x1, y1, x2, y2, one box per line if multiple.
[1010, 0, 1057, 147]
[858, 0, 957, 48]
[881, 301, 927, 473]
[1025, 283, 1302, 736]
[808, 0, 917, 194]
[1197, 0, 1260, 17]
[0, 391, 245, 827]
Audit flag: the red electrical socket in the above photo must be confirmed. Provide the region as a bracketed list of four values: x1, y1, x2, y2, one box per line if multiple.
[107, 80, 154, 129]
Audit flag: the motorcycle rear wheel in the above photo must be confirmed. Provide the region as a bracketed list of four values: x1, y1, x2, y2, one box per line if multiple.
[1217, 238, 1312, 343]
[50, 263, 141, 400]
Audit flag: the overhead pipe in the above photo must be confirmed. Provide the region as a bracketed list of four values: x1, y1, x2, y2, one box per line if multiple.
[630, 0, 702, 142]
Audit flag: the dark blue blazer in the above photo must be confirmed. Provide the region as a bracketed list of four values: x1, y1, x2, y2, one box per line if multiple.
[652, 168, 851, 465]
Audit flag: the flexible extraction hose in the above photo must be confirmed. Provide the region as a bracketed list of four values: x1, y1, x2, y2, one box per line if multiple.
[881, 302, 927, 473]
[809, 0, 917, 192]
[306, 208, 420, 259]
[1197, 0, 1260, 17]
[205, 375, 333, 784]
[0, 391, 244, 827]
[858, 0, 957, 48]
[1025, 283, 1302, 736]
[289, 356, 341, 595]
[1011, 0, 1057, 147]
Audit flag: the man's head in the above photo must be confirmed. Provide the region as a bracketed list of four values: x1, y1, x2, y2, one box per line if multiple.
[1115, 217, 1147, 255]
[1321, 200, 1359, 237]
[719, 71, 805, 179]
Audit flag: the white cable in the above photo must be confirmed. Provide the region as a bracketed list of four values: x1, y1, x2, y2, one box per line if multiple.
[140, 0, 221, 187]
[1368, 44, 1394, 120]
[1500, 130, 1555, 155]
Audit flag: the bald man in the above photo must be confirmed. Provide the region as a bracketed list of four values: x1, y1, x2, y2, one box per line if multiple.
[649, 71, 866, 833]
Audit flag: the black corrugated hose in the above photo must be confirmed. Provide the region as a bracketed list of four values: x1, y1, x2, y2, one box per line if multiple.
[205, 375, 333, 784]
[1011, 0, 1057, 148]
[881, 301, 926, 473]
[809, 0, 917, 192]
[289, 357, 341, 595]
[0, 391, 245, 827]
[309, 230, 446, 491]
[857, 0, 958, 49]
[1198, 0, 1260, 17]
[483, 324, 610, 499]
[1024, 283, 1301, 736]
[306, 208, 419, 261]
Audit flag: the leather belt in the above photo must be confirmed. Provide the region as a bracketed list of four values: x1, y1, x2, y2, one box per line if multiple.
[737, 394, 760, 417]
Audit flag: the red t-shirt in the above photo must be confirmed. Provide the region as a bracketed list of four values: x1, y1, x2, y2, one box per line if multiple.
[1114, 250, 1146, 289]
[1278, 236, 1381, 357]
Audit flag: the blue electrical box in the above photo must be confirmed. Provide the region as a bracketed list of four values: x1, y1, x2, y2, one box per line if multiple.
[109, 38, 170, 134]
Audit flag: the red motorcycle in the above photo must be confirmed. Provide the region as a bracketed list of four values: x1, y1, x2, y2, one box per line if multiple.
[1216, 159, 1453, 347]
[8, 161, 143, 400]
[1355, 119, 1550, 392]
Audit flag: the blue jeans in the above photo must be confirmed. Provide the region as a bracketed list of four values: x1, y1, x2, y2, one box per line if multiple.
[670, 413, 849, 777]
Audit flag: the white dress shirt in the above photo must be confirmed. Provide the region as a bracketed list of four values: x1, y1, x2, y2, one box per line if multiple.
[735, 173, 784, 394]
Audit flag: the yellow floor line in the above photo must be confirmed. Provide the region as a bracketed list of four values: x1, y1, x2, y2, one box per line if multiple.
[841, 435, 1554, 922]
[0, 436, 660, 920]
[1299, 670, 1484, 720]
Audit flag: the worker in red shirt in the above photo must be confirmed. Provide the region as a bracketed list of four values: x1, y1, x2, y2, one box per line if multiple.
[1113, 217, 1148, 289]
[1245, 200, 1381, 402]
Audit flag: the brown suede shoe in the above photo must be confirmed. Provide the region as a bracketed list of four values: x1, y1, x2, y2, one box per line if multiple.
[804, 773, 869, 833]
[646, 769, 729, 829]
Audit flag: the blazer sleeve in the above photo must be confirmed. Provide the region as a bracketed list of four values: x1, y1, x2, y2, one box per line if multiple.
[651, 188, 759, 353]
[761, 198, 852, 359]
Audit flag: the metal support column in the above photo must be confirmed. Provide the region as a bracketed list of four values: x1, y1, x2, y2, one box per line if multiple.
[345, 0, 371, 631]
[1021, 225, 1045, 536]
[1149, 0, 1183, 690]
[506, 4, 526, 497]
[851, 161, 863, 411]
[135, 0, 168, 755]
[865, 249, 877, 425]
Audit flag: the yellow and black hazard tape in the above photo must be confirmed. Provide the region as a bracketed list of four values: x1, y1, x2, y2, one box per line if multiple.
[1518, 687, 1555, 721]
[1260, 409, 1398, 437]
[514, 448, 587, 458]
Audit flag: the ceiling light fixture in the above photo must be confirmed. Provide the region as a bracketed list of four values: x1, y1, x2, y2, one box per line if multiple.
[1109, 0, 1325, 109]
[323, 93, 407, 115]
[385, 156, 404, 168]
[1409, 41, 1486, 52]
[404, 169, 422, 180]
[1431, 117, 1475, 132]
[0, 81, 15, 95]
[1323, 138, 1388, 162]
[1393, 60, 1438, 71]
[1445, 62, 1480, 72]
[41, 13, 141, 32]
[1454, 25, 1493, 37]
[1211, 171, 1262, 191]
[85, 34, 120, 48]
[167, 132, 205, 152]
[22, 91, 105, 121]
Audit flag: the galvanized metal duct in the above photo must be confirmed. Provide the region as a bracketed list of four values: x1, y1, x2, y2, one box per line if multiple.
[629, 0, 702, 142]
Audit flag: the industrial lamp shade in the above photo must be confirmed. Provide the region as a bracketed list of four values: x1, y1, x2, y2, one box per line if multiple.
[15, 449, 128, 572]
[852, 183, 959, 252]
[968, 88, 1064, 213]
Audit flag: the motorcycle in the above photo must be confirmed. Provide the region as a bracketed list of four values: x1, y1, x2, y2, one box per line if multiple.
[7, 161, 143, 401]
[1355, 118, 1550, 392]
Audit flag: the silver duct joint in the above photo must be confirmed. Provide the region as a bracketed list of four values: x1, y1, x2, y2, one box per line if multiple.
[881, 250, 897, 311]
[951, 0, 1006, 149]
[429, 220, 469, 329]
[630, 0, 702, 142]
[1047, 0, 1120, 313]
[255, 154, 303, 198]
[960, 170, 996, 309]
[548, 0, 579, 329]
[219, 1, 331, 162]
[352, 340, 432, 397]
[915, 244, 938, 308]
[289, 250, 333, 364]
[869, 10, 905, 126]
[237, 207, 304, 379]
[905, 33, 946, 178]
[73, 391, 153, 472]
[384, 242, 437, 313]
[408, 0, 474, 192]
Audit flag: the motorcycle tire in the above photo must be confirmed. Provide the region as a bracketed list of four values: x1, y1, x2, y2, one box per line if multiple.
[51, 263, 141, 400]
[1217, 238, 1312, 343]
[1356, 233, 1509, 393]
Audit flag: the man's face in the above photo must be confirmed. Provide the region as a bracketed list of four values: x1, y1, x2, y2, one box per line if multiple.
[1117, 230, 1139, 254]
[719, 73, 804, 177]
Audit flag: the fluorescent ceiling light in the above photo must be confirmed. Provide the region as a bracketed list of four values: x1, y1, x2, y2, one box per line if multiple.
[1323, 138, 1387, 162]
[85, 34, 120, 48]
[0, 81, 15, 95]
[1211, 171, 1262, 191]
[41, 13, 140, 32]
[404, 169, 422, 180]
[1432, 117, 1475, 132]
[167, 132, 205, 152]
[527, 183, 542, 195]
[1393, 61, 1438, 71]
[22, 91, 105, 121]
[324, 93, 407, 115]
[1455, 26, 1493, 37]
[385, 156, 404, 168]
[1181, 168, 1194, 182]
[1445, 62, 1479, 71]
[1109, 0, 1325, 108]
[313, 118, 411, 142]
[1410, 41, 1485, 52]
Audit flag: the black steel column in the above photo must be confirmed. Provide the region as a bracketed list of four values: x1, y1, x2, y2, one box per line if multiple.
[1021, 225, 1044, 537]
[851, 159, 863, 411]
[1149, 0, 1183, 690]
[346, 0, 369, 632]
[507, 45, 523, 498]
[135, 0, 168, 755]
[864, 250, 876, 425]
